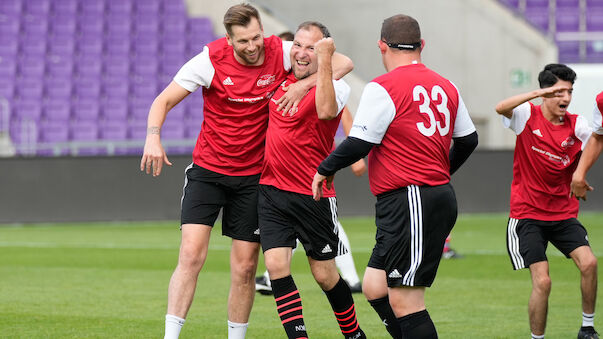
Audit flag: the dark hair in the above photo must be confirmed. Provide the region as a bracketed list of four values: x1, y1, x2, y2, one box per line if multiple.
[278, 31, 294, 41]
[538, 63, 577, 88]
[381, 14, 421, 50]
[223, 3, 261, 36]
[296, 21, 331, 39]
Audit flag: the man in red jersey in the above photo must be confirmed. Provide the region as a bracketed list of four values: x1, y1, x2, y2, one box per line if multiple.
[495, 64, 598, 339]
[312, 14, 478, 338]
[258, 22, 365, 339]
[572, 91, 603, 201]
[139, 4, 353, 339]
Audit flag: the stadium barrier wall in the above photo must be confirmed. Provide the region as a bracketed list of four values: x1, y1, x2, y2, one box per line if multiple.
[1, 151, 601, 224]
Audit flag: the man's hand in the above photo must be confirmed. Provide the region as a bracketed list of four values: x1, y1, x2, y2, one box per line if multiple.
[540, 85, 570, 98]
[276, 82, 306, 116]
[140, 134, 172, 177]
[312, 172, 334, 201]
[315, 37, 336, 59]
[350, 159, 367, 177]
[570, 173, 594, 201]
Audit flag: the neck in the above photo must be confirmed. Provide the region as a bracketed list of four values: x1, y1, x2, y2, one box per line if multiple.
[541, 106, 564, 125]
[384, 52, 421, 72]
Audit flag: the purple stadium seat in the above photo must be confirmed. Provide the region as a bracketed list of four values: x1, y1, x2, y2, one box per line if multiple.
[0, 0, 22, 14]
[16, 79, 44, 101]
[0, 81, 14, 100]
[556, 7, 580, 32]
[162, 13, 187, 35]
[0, 16, 21, 36]
[131, 57, 159, 75]
[130, 98, 151, 120]
[77, 38, 104, 56]
[13, 100, 43, 122]
[80, 0, 105, 14]
[75, 56, 103, 77]
[50, 16, 77, 35]
[24, 0, 51, 14]
[135, 0, 161, 14]
[160, 54, 186, 75]
[188, 17, 214, 36]
[46, 54, 74, 76]
[9, 119, 39, 153]
[104, 35, 131, 56]
[133, 36, 159, 55]
[105, 13, 131, 35]
[162, 0, 186, 15]
[39, 120, 69, 143]
[586, 8, 603, 30]
[43, 99, 71, 121]
[524, 8, 550, 31]
[70, 120, 98, 141]
[22, 14, 49, 36]
[107, 0, 133, 14]
[49, 35, 76, 55]
[52, 0, 78, 16]
[132, 80, 158, 99]
[74, 78, 102, 99]
[18, 56, 45, 77]
[44, 78, 72, 99]
[101, 100, 128, 120]
[162, 38, 187, 57]
[586, 40, 603, 62]
[102, 75, 129, 99]
[100, 120, 128, 140]
[128, 118, 147, 140]
[20, 35, 47, 55]
[72, 98, 100, 121]
[167, 103, 186, 120]
[0, 56, 17, 78]
[0, 36, 19, 57]
[586, 0, 603, 8]
[557, 0, 580, 6]
[78, 14, 104, 36]
[103, 55, 130, 76]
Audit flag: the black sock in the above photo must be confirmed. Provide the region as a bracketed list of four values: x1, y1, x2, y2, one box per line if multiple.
[368, 296, 403, 339]
[271, 276, 308, 339]
[397, 309, 437, 339]
[324, 276, 366, 339]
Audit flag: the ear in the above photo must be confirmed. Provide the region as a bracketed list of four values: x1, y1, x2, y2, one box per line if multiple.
[420, 39, 425, 51]
[226, 33, 233, 46]
[377, 40, 388, 54]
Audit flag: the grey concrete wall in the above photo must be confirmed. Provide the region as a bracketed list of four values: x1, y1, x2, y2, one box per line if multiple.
[1, 152, 601, 224]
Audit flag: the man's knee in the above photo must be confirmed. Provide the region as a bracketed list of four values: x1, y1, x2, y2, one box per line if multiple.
[533, 274, 552, 294]
[579, 254, 598, 276]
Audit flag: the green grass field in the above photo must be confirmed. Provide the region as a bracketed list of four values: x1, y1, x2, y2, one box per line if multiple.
[1, 213, 602, 338]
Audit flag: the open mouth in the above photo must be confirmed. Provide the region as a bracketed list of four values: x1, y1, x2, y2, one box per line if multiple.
[296, 60, 309, 66]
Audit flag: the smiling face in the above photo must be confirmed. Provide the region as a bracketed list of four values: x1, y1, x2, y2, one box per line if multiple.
[542, 79, 573, 121]
[290, 26, 324, 80]
[226, 17, 265, 66]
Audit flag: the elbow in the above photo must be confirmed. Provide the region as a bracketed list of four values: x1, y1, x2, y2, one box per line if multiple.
[495, 103, 508, 116]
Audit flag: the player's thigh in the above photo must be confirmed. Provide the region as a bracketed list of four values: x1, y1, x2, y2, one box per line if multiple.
[222, 174, 261, 242]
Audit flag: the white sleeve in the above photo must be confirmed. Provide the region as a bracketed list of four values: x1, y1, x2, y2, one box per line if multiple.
[173, 46, 215, 92]
[282, 41, 293, 71]
[349, 82, 395, 144]
[575, 115, 592, 150]
[502, 102, 531, 135]
[593, 104, 603, 135]
[452, 92, 476, 138]
[333, 79, 351, 115]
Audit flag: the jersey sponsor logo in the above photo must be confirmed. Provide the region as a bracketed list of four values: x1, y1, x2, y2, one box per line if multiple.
[532, 129, 543, 137]
[321, 244, 332, 253]
[223, 77, 234, 86]
[227, 95, 266, 103]
[388, 269, 402, 278]
[561, 136, 575, 148]
[257, 74, 276, 87]
[531, 145, 570, 166]
[295, 325, 306, 331]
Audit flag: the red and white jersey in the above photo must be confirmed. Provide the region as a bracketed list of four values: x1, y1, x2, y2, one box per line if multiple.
[349, 63, 476, 196]
[174, 36, 292, 176]
[260, 73, 350, 197]
[593, 91, 603, 135]
[504, 102, 591, 220]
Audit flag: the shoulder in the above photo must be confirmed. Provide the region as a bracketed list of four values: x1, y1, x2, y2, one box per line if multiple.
[206, 37, 230, 61]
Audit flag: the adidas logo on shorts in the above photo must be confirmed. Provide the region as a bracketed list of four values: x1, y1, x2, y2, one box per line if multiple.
[388, 269, 402, 278]
[254, 228, 260, 235]
[321, 244, 332, 254]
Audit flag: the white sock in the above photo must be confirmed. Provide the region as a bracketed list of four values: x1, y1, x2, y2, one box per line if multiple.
[531, 333, 544, 339]
[583, 312, 595, 327]
[164, 314, 185, 339]
[335, 221, 360, 285]
[228, 320, 248, 339]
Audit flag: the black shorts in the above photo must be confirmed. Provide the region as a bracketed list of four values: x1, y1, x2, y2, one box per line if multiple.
[367, 184, 457, 287]
[258, 185, 340, 261]
[180, 163, 260, 242]
[506, 217, 590, 270]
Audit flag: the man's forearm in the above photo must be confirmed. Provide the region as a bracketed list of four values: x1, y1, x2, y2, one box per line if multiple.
[574, 133, 603, 180]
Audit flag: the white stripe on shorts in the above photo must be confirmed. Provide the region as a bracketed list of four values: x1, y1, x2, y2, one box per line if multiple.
[403, 185, 423, 286]
[507, 218, 525, 269]
[180, 162, 194, 208]
[328, 197, 339, 234]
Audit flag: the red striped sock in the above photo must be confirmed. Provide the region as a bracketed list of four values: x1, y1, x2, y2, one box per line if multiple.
[271, 276, 308, 339]
[325, 277, 366, 339]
